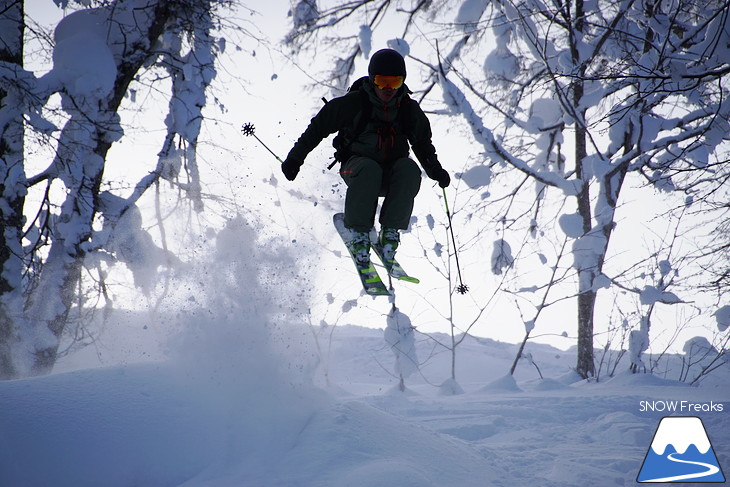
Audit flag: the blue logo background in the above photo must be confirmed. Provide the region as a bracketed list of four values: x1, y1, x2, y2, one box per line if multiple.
[638, 416, 725, 483]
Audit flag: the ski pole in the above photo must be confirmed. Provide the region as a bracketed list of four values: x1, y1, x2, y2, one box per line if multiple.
[442, 188, 468, 294]
[241, 122, 283, 163]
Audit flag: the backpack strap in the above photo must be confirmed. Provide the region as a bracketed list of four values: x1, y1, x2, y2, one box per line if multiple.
[351, 89, 372, 141]
[329, 79, 372, 168]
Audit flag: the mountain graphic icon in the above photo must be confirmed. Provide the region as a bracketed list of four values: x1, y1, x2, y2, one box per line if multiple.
[638, 416, 726, 483]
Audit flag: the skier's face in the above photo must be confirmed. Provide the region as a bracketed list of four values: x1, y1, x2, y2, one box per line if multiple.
[372, 75, 403, 103]
[374, 85, 396, 103]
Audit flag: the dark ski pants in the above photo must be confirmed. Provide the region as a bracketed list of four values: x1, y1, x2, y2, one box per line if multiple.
[340, 156, 422, 232]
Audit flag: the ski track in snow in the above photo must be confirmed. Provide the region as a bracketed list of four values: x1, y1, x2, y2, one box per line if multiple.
[362, 389, 653, 487]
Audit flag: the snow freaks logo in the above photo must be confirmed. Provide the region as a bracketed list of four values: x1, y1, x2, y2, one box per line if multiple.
[637, 416, 726, 483]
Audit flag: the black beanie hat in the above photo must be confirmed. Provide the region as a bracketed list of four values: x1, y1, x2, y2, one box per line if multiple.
[368, 49, 406, 78]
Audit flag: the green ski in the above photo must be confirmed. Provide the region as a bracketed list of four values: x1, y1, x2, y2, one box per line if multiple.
[333, 213, 391, 296]
[370, 230, 420, 284]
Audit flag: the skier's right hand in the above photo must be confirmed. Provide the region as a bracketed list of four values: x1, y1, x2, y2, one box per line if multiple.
[281, 156, 302, 181]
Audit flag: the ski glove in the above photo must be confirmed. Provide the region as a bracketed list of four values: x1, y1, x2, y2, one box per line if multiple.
[428, 165, 451, 188]
[281, 156, 302, 181]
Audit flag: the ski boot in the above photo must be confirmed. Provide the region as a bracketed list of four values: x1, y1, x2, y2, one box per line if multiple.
[347, 231, 372, 265]
[378, 227, 400, 261]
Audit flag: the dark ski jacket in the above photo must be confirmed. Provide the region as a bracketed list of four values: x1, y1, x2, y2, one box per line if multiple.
[286, 77, 442, 177]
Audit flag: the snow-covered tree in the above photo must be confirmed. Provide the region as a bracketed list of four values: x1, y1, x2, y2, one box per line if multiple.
[0, 0, 227, 378]
[285, 0, 730, 379]
[429, 0, 730, 379]
[384, 307, 418, 391]
[691, 186, 730, 298]
[0, 0, 26, 379]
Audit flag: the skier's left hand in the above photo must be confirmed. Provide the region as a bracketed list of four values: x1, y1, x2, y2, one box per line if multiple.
[430, 165, 451, 188]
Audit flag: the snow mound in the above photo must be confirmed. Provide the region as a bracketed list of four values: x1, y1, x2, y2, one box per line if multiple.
[439, 377, 466, 395]
[603, 370, 687, 388]
[555, 370, 585, 385]
[523, 377, 570, 391]
[479, 373, 522, 393]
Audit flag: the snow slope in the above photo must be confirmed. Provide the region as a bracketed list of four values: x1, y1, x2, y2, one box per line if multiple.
[1, 321, 728, 487]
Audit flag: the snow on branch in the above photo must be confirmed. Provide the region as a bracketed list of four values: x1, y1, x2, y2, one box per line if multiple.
[93, 192, 179, 294]
[437, 72, 580, 196]
[491, 238, 514, 275]
[715, 306, 730, 332]
[0, 63, 60, 140]
[157, 0, 219, 212]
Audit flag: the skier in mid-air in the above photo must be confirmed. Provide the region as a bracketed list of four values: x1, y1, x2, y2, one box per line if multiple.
[281, 48, 451, 269]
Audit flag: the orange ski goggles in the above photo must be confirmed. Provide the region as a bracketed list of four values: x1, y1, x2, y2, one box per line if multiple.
[373, 75, 404, 90]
